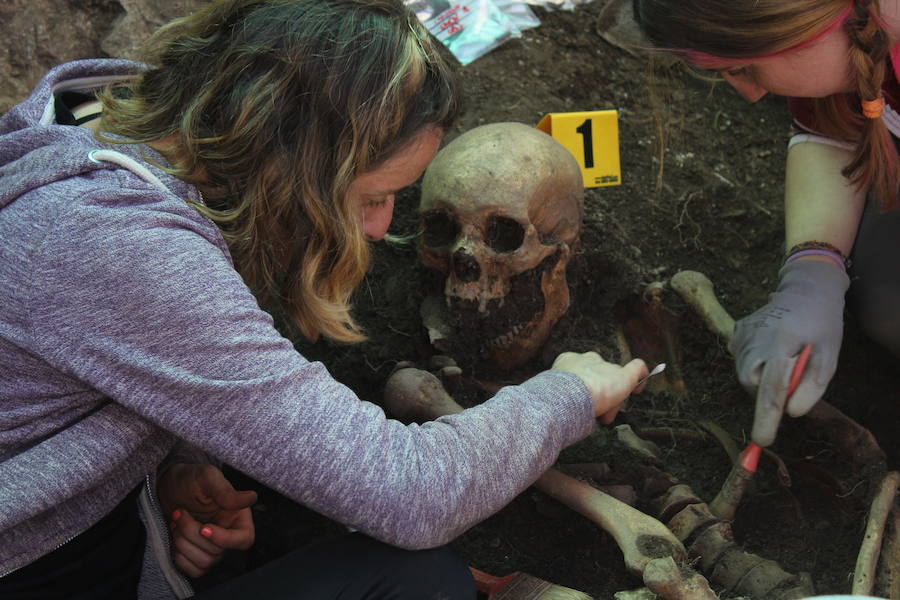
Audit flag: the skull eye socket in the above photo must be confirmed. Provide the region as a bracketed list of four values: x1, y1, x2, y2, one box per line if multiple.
[422, 210, 459, 248]
[486, 216, 524, 253]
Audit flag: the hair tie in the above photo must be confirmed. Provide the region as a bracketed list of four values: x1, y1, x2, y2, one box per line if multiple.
[862, 95, 885, 118]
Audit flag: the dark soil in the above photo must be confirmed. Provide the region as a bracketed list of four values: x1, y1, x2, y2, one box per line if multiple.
[238, 3, 900, 597]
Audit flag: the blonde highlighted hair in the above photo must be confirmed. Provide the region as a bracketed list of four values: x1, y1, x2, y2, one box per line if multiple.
[634, 0, 899, 209]
[97, 0, 460, 342]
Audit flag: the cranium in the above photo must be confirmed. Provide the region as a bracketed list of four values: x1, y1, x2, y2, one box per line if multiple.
[418, 122, 584, 370]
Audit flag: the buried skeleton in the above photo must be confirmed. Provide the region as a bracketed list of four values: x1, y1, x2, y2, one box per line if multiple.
[373, 123, 900, 599]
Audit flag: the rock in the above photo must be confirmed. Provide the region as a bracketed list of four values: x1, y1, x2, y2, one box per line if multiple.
[1, 0, 207, 113]
[100, 0, 209, 59]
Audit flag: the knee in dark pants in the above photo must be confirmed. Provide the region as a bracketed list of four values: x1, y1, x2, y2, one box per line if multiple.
[851, 286, 900, 359]
[849, 199, 900, 359]
[194, 532, 475, 600]
[344, 535, 475, 600]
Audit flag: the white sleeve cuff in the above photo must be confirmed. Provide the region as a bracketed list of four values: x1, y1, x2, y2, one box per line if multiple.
[788, 132, 855, 151]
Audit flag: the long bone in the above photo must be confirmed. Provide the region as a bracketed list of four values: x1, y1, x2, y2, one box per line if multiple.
[852, 470, 900, 597]
[612, 556, 720, 600]
[641, 556, 718, 600]
[382, 367, 686, 578]
[872, 496, 900, 598]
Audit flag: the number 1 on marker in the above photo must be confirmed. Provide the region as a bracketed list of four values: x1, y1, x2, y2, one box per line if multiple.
[536, 110, 621, 188]
[575, 118, 594, 169]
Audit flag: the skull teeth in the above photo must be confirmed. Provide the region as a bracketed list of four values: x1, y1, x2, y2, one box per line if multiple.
[491, 323, 524, 348]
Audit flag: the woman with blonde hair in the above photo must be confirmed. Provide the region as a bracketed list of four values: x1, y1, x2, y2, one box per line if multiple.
[0, 0, 647, 597]
[634, 0, 900, 447]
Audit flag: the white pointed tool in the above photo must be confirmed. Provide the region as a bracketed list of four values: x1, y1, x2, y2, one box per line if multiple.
[634, 363, 666, 390]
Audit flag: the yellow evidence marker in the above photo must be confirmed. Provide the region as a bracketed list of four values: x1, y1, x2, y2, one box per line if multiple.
[536, 110, 621, 188]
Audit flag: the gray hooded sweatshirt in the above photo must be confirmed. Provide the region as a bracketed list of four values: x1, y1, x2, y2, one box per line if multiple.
[0, 60, 595, 598]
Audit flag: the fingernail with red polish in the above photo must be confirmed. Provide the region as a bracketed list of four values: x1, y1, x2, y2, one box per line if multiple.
[200, 526, 213, 538]
[172, 509, 181, 520]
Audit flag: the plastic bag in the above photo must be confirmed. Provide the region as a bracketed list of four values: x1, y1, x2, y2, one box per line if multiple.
[523, 0, 594, 12]
[493, 0, 541, 32]
[407, 0, 540, 65]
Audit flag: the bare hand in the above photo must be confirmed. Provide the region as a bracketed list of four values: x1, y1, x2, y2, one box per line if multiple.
[158, 464, 257, 578]
[551, 351, 648, 423]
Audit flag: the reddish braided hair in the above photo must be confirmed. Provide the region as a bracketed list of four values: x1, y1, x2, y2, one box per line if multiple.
[634, 0, 900, 209]
[814, 0, 899, 209]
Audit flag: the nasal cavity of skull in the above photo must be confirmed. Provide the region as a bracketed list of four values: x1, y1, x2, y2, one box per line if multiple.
[452, 248, 480, 282]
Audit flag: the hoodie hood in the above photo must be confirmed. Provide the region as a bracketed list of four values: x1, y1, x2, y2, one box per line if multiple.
[0, 59, 195, 210]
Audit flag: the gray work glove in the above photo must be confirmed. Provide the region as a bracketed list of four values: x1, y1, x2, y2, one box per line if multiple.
[730, 259, 849, 446]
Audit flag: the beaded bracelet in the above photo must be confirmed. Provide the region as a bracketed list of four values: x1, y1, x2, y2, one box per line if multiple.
[784, 241, 851, 271]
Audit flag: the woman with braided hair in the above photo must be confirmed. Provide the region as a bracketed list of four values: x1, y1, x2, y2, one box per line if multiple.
[633, 0, 900, 447]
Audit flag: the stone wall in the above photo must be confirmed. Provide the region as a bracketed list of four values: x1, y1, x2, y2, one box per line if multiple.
[1, 0, 207, 112]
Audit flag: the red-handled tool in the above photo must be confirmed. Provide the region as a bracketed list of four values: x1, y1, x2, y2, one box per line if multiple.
[709, 343, 812, 520]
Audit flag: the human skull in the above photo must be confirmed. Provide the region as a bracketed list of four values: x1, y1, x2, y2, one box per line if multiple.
[418, 122, 584, 370]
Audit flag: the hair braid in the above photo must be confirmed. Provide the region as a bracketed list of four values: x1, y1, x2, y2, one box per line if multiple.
[838, 0, 899, 208]
[633, 0, 900, 209]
